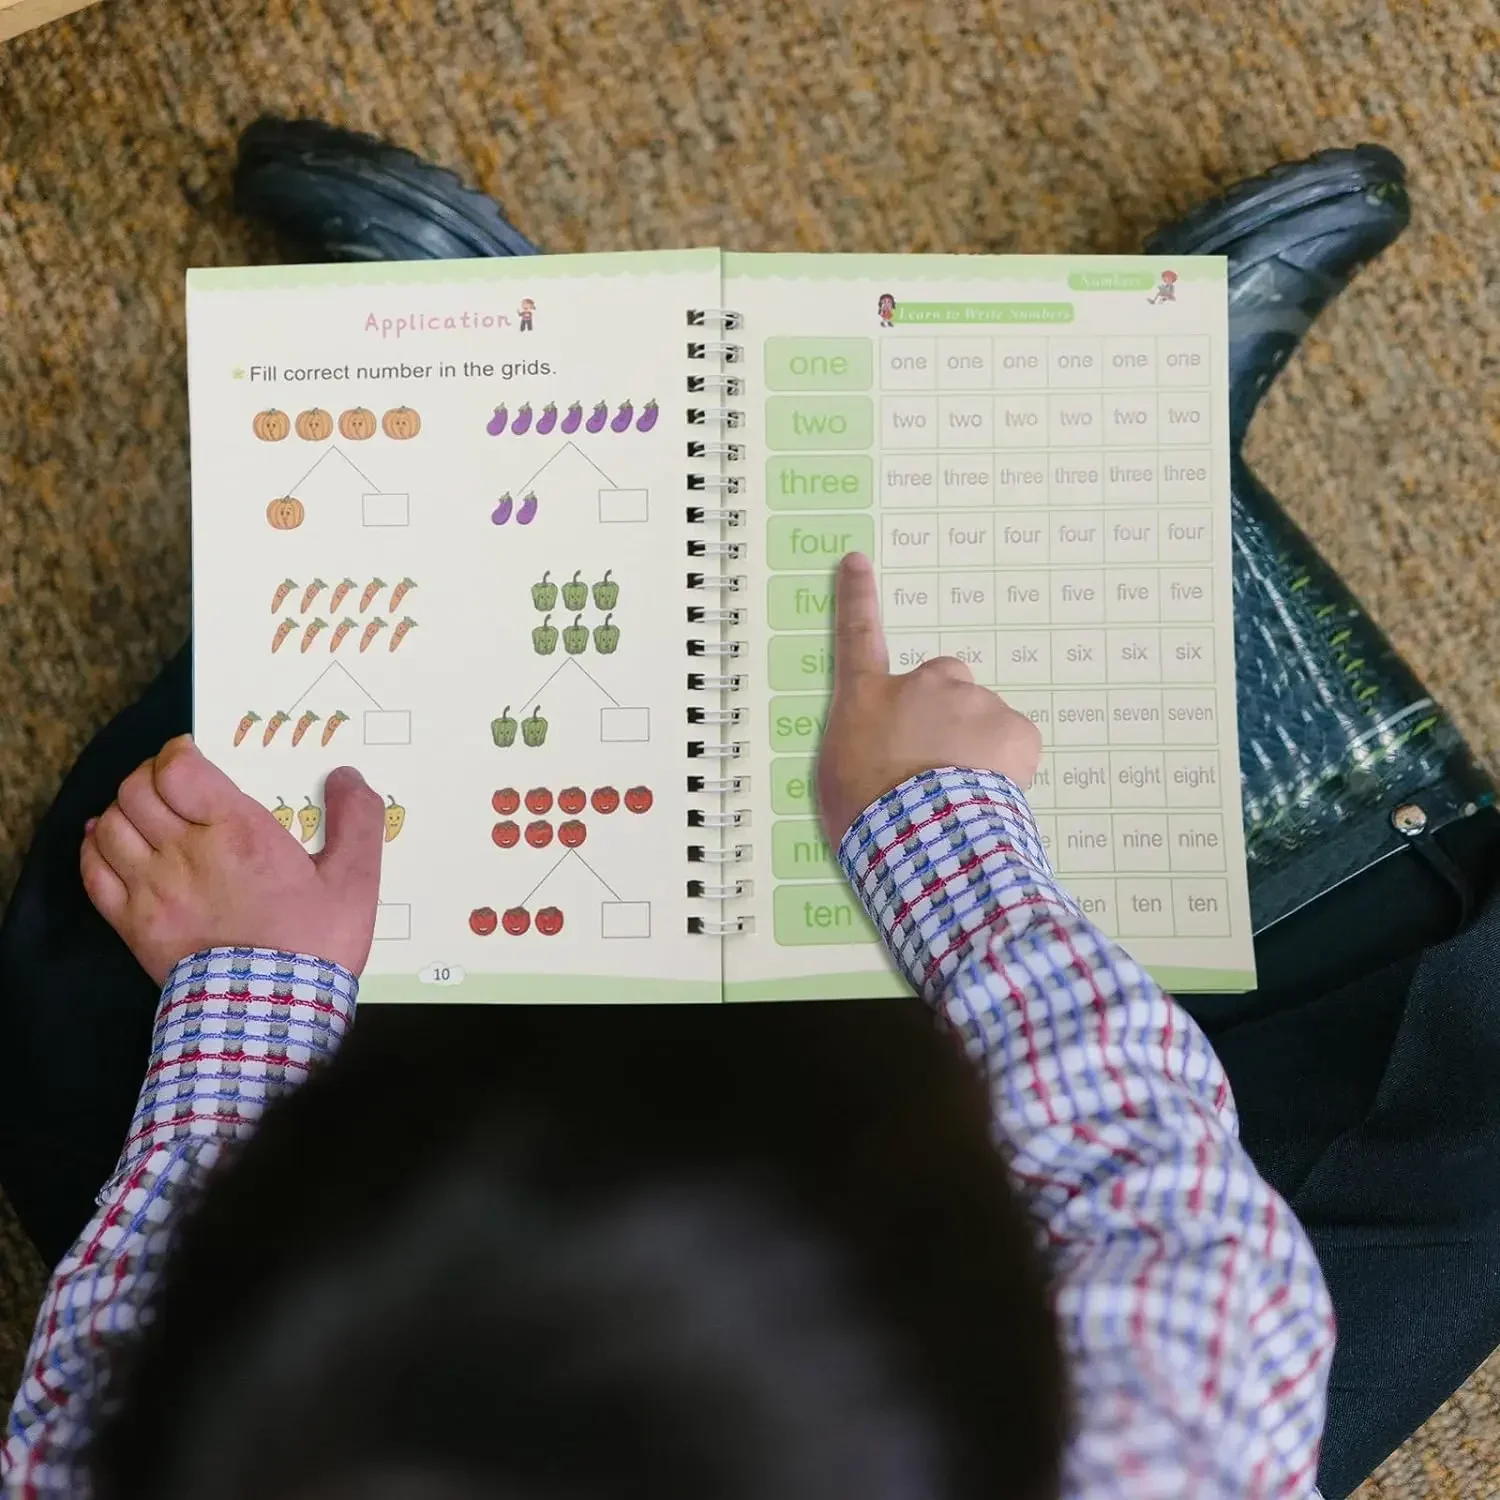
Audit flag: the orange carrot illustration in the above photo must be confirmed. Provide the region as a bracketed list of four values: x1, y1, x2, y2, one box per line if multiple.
[389, 616, 418, 652]
[271, 578, 297, 613]
[389, 576, 417, 612]
[290, 710, 321, 747]
[329, 617, 358, 652]
[233, 711, 261, 747]
[359, 578, 387, 614]
[359, 617, 389, 653]
[300, 617, 329, 653]
[271, 619, 298, 654]
[262, 710, 291, 747]
[300, 577, 329, 614]
[320, 710, 350, 747]
[328, 577, 359, 615]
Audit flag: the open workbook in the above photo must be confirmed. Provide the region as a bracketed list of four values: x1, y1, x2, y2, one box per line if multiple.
[186, 248, 1254, 1001]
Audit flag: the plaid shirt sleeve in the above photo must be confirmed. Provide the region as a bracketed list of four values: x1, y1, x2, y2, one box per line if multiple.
[2, 947, 356, 1500]
[840, 769, 1335, 1500]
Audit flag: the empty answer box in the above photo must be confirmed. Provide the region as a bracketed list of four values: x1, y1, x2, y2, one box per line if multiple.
[362, 492, 411, 526]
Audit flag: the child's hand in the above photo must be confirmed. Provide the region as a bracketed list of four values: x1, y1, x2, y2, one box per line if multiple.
[816, 553, 1043, 846]
[80, 735, 386, 986]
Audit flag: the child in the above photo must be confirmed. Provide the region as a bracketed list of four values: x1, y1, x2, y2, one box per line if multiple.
[2, 553, 1332, 1499]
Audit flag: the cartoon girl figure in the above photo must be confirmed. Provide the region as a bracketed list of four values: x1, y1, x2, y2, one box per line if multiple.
[519, 297, 536, 331]
[1147, 270, 1178, 305]
[877, 293, 896, 328]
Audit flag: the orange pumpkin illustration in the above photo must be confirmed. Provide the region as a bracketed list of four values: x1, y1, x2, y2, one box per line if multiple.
[266, 496, 306, 530]
[382, 405, 421, 440]
[339, 407, 377, 441]
[295, 407, 333, 441]
[253, 409, 290, 442]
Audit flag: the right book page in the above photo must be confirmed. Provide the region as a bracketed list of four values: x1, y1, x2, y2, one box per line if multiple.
[722, 252, 1256, 1001]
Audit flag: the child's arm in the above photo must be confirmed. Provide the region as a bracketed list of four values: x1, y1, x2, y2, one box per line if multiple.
[3, 740, 384, 1497]
[840, 769, 1333, 1500]
[820, 556, 1334, 1500]
[2, 952, 356, 1497]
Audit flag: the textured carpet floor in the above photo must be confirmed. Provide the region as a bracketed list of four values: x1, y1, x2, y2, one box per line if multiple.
[1, 0, 1498, 1491]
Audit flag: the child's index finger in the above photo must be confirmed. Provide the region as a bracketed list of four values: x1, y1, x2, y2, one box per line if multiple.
[832, 552, 890, 684]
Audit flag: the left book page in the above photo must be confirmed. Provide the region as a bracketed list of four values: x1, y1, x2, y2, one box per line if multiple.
[186, 251, 724, 1004]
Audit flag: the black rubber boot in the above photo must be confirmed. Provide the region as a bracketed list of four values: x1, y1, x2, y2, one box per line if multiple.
[1146, 146, 1496, 933]
[234, 117, 539, 261]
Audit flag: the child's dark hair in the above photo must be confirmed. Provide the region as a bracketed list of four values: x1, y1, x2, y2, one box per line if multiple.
[92, 1000, 1067, 1500]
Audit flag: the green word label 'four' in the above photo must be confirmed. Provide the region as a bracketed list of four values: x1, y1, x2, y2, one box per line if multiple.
[766, 515, 875, 570]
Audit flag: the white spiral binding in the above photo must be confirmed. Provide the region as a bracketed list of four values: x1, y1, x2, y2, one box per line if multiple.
[686, 308, 752, 937]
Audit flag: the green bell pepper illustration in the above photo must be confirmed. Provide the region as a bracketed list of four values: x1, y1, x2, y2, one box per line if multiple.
[532, 613, 559, 655]
[591, 569, 619, 611]
[491, 706, 518, 748]
[593, 613, 620, 655]
[562, 614, 589, 655]
[521, 704, 548, 747]
[560, 570, 589, 612]
[531, 570, 558, 612]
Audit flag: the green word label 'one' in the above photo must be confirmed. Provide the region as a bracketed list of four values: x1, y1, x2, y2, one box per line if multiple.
[764, 337, 873, 391]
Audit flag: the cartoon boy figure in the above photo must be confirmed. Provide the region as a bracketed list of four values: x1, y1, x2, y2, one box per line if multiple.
[519, 297, 536, 332]
[877, 293, 896, 328]
[1148, 270, 1178, 304]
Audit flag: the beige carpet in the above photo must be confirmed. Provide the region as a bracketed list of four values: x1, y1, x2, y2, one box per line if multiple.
[1, 0, 1498, 1491]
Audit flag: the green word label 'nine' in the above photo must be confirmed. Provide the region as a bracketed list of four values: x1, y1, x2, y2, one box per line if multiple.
[766, 514, 874, 570]
[764, 337, 873, 391]
[772, 819, 842, 881]
[766, 455, 873, 510]
[765, 395, 873, 451]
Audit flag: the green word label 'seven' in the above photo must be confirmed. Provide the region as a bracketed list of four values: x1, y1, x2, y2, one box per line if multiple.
[770, 695, 829, 753]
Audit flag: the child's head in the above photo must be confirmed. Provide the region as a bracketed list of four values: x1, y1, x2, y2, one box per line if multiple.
[92, 1003, 1066, 1500]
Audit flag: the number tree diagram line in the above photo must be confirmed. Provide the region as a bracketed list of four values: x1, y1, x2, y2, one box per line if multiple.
[514, 440, 618, 494]
[517, 848, 625, 908]
[284, 445, 383, 497]
[513, 655, 621, 711]
[286, 660, 384, 715]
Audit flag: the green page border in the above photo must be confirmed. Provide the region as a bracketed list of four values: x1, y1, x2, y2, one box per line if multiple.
[727, 963, 1254, 1003]
[358, 972, 721, 1006]
[724, 251, 1226, 284]
[188, 247, 720, 291]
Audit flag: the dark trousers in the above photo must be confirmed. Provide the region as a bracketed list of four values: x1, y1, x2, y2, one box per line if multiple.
[2, 643, 1499, 1500]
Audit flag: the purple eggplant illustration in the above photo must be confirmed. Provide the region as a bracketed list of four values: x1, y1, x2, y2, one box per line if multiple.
[635, 398, 659, 433]
[535, 401, 558, 436]
[486, 404, 508, 436]
[491, 492, 513, 526]
[585, 400, 609, 434]
[610, 399, 635, 433]
[560, 400, 583, 434]
[516, 491, 538, 526]
[512, 402, 534, 436]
